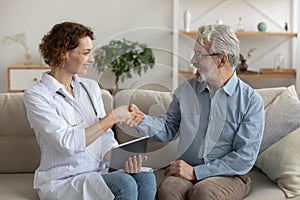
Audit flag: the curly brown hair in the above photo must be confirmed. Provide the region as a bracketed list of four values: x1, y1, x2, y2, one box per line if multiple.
[39, 22, 95, 68]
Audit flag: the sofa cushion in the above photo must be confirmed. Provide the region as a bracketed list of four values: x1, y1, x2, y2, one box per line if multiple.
[259, 85, 300, 153]
[0, 173, 38, 200]
[0, 93, 40, 173]
[101, 89, 114, 114]
[255, 86, 297, 109]
[244, 168, 288, 200]
[255, 127, 300, 198]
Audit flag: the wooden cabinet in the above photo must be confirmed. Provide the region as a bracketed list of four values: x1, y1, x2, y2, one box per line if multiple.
[8, 65, 50, 92]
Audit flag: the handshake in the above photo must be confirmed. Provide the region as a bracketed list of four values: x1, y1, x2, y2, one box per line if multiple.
[111, 104, 144, 127]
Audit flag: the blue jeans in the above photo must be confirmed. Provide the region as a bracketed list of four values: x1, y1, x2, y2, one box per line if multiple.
[102, 171, 156, 200]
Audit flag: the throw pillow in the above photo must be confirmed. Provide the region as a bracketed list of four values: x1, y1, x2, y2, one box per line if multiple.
[259, 86, 300, 153]
[255, 87, 286, 108]
[255, 127, 300, 198]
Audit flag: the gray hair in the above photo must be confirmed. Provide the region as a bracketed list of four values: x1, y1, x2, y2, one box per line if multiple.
[197, 24, 240, 67]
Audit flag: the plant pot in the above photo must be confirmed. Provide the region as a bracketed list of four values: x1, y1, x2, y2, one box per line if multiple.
[239, 60, 248, 72]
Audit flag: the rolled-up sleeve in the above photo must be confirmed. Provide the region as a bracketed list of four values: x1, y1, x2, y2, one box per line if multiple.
[137, 94, 181, 142]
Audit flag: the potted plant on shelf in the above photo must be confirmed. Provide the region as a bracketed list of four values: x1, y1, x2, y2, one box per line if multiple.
[238, 48, 256, 72]
[93, 38, 155, 94]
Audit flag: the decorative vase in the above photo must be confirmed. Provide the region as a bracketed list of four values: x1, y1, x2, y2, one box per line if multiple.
[236, 17, 245, 32]
[274, 54, 284, 69]
[183, 10, 191, 32]
[239, 60, 248, 72]
[257, 22, 267, 32]
[24, 51, 32, 65]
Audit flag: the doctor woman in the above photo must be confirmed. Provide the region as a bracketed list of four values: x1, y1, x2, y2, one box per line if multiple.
[23, 22, 156, 200]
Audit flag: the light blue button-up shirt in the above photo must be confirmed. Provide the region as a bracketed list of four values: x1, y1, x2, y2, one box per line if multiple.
[137, 73, 264, 180]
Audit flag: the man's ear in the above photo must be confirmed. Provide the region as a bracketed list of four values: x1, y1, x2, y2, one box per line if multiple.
[219, 54, 228, 68]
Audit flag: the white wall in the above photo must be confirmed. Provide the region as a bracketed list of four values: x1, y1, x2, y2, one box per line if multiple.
[177, 0, 296, 72]
[0, 0, 173, 92]
[0, 0, 298, 93]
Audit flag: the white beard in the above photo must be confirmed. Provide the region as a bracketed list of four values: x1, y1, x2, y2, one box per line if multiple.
[198, 64, 221, 84]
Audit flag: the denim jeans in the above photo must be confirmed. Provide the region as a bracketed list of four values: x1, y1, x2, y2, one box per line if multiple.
[102, 171, 156, 200]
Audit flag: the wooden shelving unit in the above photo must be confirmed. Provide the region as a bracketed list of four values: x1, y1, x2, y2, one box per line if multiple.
[179, 31, 297, 37]
[179, 68, 296, 79]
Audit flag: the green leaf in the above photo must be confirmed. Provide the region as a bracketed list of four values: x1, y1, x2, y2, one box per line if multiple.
[93, 38, 155, 88]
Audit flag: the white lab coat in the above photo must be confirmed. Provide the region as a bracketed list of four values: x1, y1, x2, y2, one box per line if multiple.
[24, 72, 117, 200]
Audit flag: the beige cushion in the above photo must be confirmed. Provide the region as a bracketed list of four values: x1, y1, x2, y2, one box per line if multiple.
[255, 87, 287, 108]
[245, 168, 287, 200]
[0, 93, 39, 173]
[0, 173, 38, 200]
[259, 86, 300, 153]
[0, 93, 34, 136]
[255, 127, 300, 198]
[101, 89, 114, 114]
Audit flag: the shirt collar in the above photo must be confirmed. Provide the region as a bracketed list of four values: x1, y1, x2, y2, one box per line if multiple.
[223, 72, 238, 96]
[40, 72, 82, 97]
[198, 72, 238, 96]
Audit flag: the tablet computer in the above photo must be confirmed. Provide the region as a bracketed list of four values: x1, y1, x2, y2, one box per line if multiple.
[109, 136, 149, 172]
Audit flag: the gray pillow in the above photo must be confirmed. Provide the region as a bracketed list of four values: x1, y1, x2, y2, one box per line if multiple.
[259, 86, 300, 153]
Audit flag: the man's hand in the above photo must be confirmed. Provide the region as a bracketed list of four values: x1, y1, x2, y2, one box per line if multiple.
[165, 160, 196, 181]
[124, 104, 145, 127]
[124, 154, 148, 174]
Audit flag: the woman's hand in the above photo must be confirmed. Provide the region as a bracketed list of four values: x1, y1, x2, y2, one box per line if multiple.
[124, 154, 148, 174]
[111, 105, 144, 126]
[124, 104, 145, 127]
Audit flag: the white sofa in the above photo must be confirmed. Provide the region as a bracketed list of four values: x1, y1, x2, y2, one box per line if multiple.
[0, 86, 299, 199]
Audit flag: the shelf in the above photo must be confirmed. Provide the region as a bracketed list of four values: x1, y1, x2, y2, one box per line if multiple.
[237, 73, 296, 79]
[179, 31, 297, 37]
[179, 69, 296, 79]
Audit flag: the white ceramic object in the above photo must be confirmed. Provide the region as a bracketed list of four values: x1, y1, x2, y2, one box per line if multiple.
[183, 10, 191, 32]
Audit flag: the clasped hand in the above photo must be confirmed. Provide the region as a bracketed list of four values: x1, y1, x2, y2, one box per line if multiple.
[112, 104, 144, 127]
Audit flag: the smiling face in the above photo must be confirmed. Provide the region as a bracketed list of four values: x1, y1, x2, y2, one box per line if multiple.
[190, 39, 221, 82]
[64, 36, 94, 75]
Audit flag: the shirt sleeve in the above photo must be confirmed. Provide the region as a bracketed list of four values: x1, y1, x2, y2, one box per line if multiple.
[194, 92, 265, 180]
[24, 89, 86, 156]
[136, 93, 181, 142]
[92, 81, 118, 158]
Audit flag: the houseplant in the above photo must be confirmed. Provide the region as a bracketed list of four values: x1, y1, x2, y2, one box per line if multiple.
[93, 38, 155, 94]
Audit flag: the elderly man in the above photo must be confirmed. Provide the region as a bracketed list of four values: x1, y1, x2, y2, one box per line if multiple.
[129, 24, 265, 200]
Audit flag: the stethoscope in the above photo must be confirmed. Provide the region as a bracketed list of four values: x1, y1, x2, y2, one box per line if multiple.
[56, 82, 105, 163]
[56, 82, 98, 126]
